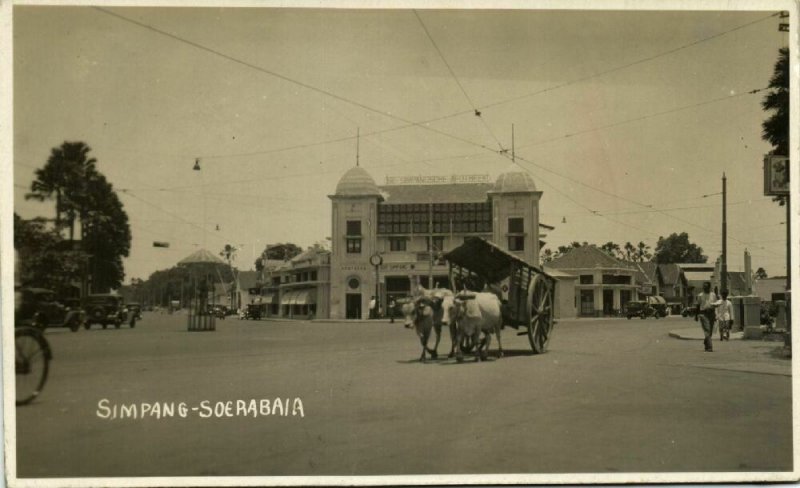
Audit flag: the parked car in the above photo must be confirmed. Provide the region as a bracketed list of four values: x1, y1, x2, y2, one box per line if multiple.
[241, 303, 265, 320]
[646, 296, 669, 318]
[624, 301, 650, 319]
[15, 287, 83, 332]
[84, 294, 130, 329]
[681, 305, 698, 318]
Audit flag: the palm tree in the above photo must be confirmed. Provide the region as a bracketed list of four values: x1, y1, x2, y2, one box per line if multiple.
[600, 241, 622, 259]
[623, 242, 635, 261]
[635, 241, 652, 262]
[220, 244, 238, 309]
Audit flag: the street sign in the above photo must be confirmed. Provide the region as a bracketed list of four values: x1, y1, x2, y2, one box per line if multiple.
[764, 155, 790, 196]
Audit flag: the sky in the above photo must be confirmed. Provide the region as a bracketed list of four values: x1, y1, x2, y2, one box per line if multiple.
[10, 4, 792, 282]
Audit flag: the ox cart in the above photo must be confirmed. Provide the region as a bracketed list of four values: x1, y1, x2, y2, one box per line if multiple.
[444, 237, 556, 354]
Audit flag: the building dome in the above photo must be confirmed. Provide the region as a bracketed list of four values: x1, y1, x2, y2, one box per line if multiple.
[334, 166, 381, 196]
[493, 170, 537, 193]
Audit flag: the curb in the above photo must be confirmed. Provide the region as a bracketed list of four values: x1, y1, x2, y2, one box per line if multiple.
[668, 329, 744, 341]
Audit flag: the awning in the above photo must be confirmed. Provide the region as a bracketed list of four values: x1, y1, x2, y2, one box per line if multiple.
[294, 289, 316, 305]
[279, 289, 316, 305]
[262, 293, 278, 305]
[280, 291, 297, 305]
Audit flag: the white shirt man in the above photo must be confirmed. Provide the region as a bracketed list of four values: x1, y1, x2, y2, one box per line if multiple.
[696, 283, 718, 352]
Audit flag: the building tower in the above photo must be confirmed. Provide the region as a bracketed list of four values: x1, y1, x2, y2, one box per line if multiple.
[328, 167, 383, 320]
[488, 167, 543, 266]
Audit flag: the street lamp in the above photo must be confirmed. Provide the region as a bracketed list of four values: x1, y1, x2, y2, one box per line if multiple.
[369, 253, 383, 318]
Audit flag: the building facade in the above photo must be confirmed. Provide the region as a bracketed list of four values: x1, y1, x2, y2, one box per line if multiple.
[547, 245, 645, 317]
[328, 167, 548, 320]
[259, 249, 331, 319]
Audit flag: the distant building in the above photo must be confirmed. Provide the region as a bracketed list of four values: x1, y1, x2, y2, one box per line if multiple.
[259, 249, 331, 319]
[327, 166, 559, 320]
[676, 263, 715, 302]
[547, 245, 644, 317]
[657, 263, 690, 307]
[753, 277, 788, 302]
[236, 270, 260, 309]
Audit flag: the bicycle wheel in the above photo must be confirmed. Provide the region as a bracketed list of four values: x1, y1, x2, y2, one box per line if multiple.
[15, 327, 50, 406]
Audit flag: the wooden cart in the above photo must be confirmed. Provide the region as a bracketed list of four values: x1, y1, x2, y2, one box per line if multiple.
[444, 237, 556, 354]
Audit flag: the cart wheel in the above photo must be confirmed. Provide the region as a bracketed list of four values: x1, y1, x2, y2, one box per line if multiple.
[528, 274, 554, 354]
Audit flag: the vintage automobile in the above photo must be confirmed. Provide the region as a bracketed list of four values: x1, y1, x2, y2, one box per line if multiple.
[646, 296, 670, 318]
[241, 303, 265, 320]
[681, 305, 698, 318]
[127, 302, 143, 321]
[626, 297, 669, 319]
[624, 300, 651, 319]
[84, 294, 130, 329]
[15, 287, 83, 332]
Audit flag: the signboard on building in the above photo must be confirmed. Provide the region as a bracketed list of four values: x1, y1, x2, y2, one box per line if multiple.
[763, 155, 790, 196]
[384, 174, 489, 186]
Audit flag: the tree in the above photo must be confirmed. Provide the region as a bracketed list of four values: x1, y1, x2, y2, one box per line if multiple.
[26, 142, 97, 240]
[755, 267, 768, 280]
[220, 244, 239, 308]
[762, 47, 789, 157]
[634, 241, 652, 262]
[256, 242, 303, 264]
[762, 47, 789, 205]
[654, 233, 707, 264]
[599, 241, 622, 259]
[623, 242, 636, 261]
[14, 213, 88, 293]
[219, 244, 238, 279]
[81, 172, 131, 292]
[25, 142, 131, 292]
[541, 248, 555, 263]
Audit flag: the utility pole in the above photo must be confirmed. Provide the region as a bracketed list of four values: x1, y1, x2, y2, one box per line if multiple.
[787, 196, 791, 292]
[512, 123, 515, 163]
[721, 173, 728, 293]
[428, 201, 434, 289]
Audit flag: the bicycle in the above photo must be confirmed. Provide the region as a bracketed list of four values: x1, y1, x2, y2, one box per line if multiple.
[15, 324, 52, 406]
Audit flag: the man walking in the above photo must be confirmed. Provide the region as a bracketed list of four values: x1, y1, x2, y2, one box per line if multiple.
[368, 296, 376, 319]
[695, 282, 718, 352]
[715, 290, 734, 341]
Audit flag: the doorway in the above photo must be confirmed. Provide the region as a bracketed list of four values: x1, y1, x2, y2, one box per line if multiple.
[346, 293, 362, 320]
[603, 289, 614, 316]
[580, 290, 594, 316]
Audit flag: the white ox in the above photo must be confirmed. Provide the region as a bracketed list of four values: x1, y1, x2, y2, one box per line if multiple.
[400, 288, 458, 362]
[451, 291, 504, 362]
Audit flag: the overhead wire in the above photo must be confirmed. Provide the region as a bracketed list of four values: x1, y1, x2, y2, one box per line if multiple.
[93, 8, 785, 259]
[119, 189, 227, 245]
[480, 12, 780, 111]
[413, 9, 505, 152]
[93, 8, 777, 163]
[516, 87, 770, 151]
[93, 6, 501, 157]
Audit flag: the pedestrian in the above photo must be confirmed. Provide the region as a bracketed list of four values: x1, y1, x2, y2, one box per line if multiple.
[715, 290, 734, 341]
[369, 296, 376, 319]
[389, 299, 396, 323]
[695, 282, 718, 352]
